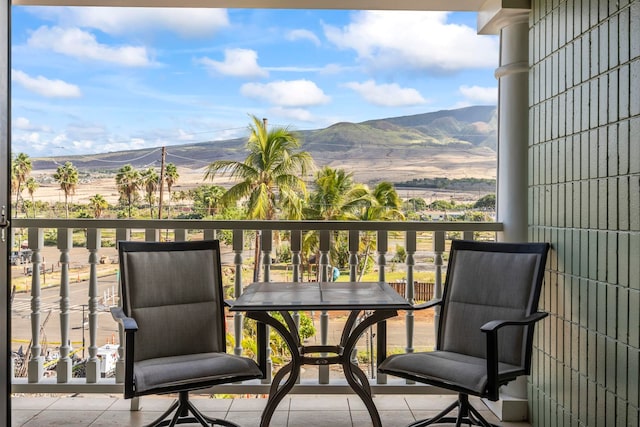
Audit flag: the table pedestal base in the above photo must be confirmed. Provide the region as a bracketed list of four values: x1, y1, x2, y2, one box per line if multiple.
[248, 309, 397, 427]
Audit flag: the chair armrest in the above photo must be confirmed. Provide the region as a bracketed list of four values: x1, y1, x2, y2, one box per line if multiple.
[110, 307, 138, 332]
[480, 311, 549, 332]
[411, 298, 442, 310]
[480, 311, 548, 400]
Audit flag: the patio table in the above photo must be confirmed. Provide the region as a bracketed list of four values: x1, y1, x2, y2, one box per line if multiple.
[230, 281, 412, 427]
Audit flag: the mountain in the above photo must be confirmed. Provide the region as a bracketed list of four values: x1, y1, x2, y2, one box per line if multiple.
[32, 106, 498, 184]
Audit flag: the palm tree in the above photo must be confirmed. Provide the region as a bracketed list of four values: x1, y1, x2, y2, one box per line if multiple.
[12, 153, 32, 216]
[53, 161, 79, 219]
[25, 177, 39, 218]
[89, 194, 109, 219]
[164, 163, 179, 218]
[306, 167, 371, 220]
[141, 167, 159, 218]
[192, 184, 226, 217]
[204, 115, 314, 220]
[303, 167, 370, 277]
[205, 115, 314, 280]
[115, 165, 141, 218]
[355, 181, 404, 281]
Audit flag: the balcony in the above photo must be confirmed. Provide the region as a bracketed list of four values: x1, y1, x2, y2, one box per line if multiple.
[12, 394, 530, 427]
[10, 218, 511, 425]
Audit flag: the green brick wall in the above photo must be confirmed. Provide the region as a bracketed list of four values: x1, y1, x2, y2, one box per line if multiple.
[528, 0, 640, 425]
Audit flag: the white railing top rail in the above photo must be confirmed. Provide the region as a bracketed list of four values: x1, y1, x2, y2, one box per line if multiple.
[12, 218, 502, 232]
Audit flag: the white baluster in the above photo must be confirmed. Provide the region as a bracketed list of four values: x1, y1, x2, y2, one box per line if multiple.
[404, 231, 416, 384]
[57, 228, 73, 383]
[376, 230, 388, 384]
[85, 228, 101, 383]
[433, 231, 445, 338]
[27, 228, 43, 383]
[348, 230, 359, 282]
[260, 229, 272, 384]
[233, 229, 244, 357]
[319, 229, 330, 384]
[114, 228, 129, 383]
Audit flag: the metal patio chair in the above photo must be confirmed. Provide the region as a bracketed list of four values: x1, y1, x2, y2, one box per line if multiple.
[379, 240, 549, 427]
[112, 240, 263, 427]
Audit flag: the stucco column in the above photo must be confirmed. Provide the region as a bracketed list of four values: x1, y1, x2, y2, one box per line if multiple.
[478, 1, 531, 421]
[495, 21, 530, 243]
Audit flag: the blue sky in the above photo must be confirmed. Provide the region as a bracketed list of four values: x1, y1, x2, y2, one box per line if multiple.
[10, 7, 499, 158]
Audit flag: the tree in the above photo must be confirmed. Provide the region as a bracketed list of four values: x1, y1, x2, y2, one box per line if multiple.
[25, 177, 39, 218]
[403, 197, 428, 212]
[53, 161, 79, 219]
[164, 163, 179, 218]
[192, 184, 226, 217]
[12, 153, 32, 216]
[115, 165, 141, 218]
[89, 194, 109, 219]
[204, 115, 313, 220]
[355, 181, 404, 281]
[473, 193, 496, 210]
[305, 167, 370, 220]
[205, 115, 314, 281]
[141, 167, 159, 218]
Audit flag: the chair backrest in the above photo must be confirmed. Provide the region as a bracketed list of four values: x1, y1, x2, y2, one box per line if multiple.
[118, 240, 227, 362]
[438, 240, 549, 369]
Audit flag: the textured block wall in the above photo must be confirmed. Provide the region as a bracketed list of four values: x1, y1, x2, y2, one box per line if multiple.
[528, 0, 640, 425]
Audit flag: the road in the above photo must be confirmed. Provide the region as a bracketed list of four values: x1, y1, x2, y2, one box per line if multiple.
[10, 244, 436, 375]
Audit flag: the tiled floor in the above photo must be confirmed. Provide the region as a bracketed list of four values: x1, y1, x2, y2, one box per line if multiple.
[11, 394, 532, 426]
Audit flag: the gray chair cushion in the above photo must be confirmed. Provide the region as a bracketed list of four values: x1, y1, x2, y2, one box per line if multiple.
[122, 248, 225, 362]
[378, 350, 521, 395]
[441, 250, 541, 366]
[134, 352, 263, 394]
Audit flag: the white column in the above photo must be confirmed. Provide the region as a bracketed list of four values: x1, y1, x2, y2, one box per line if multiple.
[495, 21, 530, 243]
[478, 1, 532, 421]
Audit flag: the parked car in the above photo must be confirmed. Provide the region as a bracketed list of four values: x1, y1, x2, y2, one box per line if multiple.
[10, 249, 32, 265]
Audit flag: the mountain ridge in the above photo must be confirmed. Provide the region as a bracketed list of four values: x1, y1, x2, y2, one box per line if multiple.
[31, 105, 498, 184]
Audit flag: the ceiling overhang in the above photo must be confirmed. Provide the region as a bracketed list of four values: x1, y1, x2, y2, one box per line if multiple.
[11, 0, 487, 12]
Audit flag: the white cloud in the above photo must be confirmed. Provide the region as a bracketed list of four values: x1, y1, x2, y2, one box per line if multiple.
[14, 117, 32, 130]
[286, 29, 321, 46]
[30, 7, 229, 39]
[459, 85, 498, 104]
[28, 26, 154, 67]
[12, 69, 82, 98]
[240, 80, 330, 107]
[177, 129, 196, 141]
[344, 80, 427, 107]
[324, 11, 498, 73]
[269, 107, 315, 122]
[13, 117, 51, 132]
[198, 49, 268, 78]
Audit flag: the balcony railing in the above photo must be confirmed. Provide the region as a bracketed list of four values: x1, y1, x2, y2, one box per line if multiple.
[10, 218, 502, 396]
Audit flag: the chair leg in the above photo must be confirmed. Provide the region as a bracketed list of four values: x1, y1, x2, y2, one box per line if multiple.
[146, 391, 241, 427]
[407, 394, 499, 427]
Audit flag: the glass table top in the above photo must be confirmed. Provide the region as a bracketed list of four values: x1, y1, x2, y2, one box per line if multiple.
[230, 281, 412, 311]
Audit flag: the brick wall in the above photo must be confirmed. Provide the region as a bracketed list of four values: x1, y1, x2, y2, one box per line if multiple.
[528, 0, 639, 425]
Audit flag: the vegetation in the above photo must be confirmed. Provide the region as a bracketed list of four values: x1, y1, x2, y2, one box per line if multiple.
[396, 177, 495, 192]
[12, 152, 32, 216]
[204, 115, 314, 221]
[9, 116, 496, 230]
[115, 164, 140, 218]
[53, 161, 79, 219]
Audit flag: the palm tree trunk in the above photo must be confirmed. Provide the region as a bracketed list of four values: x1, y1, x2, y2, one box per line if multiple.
[357, 244, 371, 283]
[253, 231, 261, 282]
